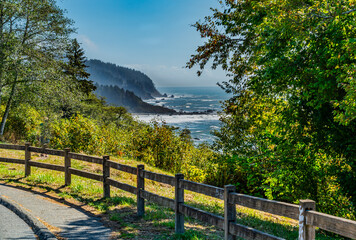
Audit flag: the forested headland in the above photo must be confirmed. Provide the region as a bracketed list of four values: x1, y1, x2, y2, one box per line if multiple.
[0, 0, 355, 225]
[86, 59, 176, 113]
[87, 59, 162, 100]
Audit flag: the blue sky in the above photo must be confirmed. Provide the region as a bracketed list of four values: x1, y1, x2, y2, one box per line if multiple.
[57, 0, 228, 87]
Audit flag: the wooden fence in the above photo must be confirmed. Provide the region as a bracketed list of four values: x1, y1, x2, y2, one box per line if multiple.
[0, 143, 355, 240]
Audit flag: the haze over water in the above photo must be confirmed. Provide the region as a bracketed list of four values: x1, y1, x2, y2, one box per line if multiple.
[58, 0, 231, 144]
[135, 86, 230, 144]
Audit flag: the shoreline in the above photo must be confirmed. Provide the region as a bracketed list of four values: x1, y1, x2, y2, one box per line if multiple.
[132, 109, 218, 116]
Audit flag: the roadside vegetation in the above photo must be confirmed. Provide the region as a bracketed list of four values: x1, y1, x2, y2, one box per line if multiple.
[0, 148, 346, 239]
[0, 0, 355, 239]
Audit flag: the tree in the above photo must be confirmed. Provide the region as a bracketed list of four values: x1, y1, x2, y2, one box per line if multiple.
[188, 0, 356, 216]
[64, 38, 96, 95]
[0, 0, 74, 135]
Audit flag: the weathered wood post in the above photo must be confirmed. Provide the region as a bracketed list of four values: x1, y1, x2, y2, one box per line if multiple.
[64, 148, 71, 186]
[299, 199, 316, 240]
[175, 173, 184, 234]
[25, 143, 31, 177]
[42, 143, 48, 156]
[137, 164, 145, 217]
[103, 156, 110, 198]
[224, 185, 237, 240]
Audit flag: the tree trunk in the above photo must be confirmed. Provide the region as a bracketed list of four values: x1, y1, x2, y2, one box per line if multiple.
[0, 79, 16, 136]
[0, 4, 4, 108]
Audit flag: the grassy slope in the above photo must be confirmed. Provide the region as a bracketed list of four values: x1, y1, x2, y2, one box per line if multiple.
[0, 148, 344, 240]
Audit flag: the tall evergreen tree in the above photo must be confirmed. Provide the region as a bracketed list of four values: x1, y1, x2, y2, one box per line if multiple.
[65, 38, 96, 95]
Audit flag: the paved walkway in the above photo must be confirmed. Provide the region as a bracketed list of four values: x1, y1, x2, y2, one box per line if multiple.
[0, 204, 37, 239]
[0, 184, 112, 240]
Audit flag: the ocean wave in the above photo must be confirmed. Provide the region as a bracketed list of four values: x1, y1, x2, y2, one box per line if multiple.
[134, 114, 220, 124]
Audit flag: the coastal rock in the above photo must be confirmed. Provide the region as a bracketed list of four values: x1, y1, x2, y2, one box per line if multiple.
[95, 85, 176, 114]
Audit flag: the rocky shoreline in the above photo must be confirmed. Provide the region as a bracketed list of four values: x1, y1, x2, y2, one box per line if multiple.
[134, 109, 217, 115]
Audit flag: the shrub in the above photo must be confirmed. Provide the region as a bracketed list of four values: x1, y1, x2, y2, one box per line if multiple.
[3, 104, 41, 143]
[50, 114, 99, 153]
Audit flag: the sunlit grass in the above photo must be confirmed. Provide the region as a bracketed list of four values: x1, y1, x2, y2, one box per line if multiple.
[0, 148, 347, 239]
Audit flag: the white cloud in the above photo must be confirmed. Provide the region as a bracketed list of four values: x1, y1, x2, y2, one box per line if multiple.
[77, 35, 98, 52]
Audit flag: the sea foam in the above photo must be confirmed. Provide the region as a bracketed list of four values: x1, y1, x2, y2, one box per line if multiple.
[134, 114, 220, 124]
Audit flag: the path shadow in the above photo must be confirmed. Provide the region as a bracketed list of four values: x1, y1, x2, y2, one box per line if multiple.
[0, 182, 94, 216]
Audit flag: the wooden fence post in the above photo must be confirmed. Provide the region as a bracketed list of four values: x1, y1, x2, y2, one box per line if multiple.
[103, 156, 110, 198]
[224, 185, 236, 240]
[137, 164, 145, 217]
[64, 148, 71, 186]
[25, 143, 31, 177]
[299, 199, 316, 240]
[42, 144, 47, 157]
[175, 173, 184, 234]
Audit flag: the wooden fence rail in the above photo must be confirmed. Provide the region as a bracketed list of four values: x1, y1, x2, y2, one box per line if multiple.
[229, 193, 300, 220]
[0, 143, 355, 240]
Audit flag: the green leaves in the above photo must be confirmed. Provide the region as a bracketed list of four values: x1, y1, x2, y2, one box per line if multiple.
[0, 0, 75, 135]
[188, 0, 356, 217]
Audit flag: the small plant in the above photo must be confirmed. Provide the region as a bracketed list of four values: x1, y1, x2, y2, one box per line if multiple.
[27, 173, 55, 184]
[110, 196, 135, 206]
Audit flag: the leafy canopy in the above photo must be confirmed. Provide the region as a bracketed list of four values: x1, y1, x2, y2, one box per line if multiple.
[188, 0, 356, 156]
[188, 0, 356, 214]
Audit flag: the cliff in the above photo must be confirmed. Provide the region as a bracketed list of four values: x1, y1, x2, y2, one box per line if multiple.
[87, 59, 162, 99]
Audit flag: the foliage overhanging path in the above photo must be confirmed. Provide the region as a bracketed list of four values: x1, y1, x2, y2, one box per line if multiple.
[187, 0, 356, 218]
[0, 183, 112, 239]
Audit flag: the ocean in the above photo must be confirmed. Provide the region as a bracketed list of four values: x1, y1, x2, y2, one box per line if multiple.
[134, 86, 230, 144]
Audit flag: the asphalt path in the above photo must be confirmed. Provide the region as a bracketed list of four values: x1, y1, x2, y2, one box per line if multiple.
[0, 184, 112, 240]
[0, 204, 37, 240]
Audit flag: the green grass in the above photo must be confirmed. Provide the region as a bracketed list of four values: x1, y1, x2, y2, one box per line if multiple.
[0, 148, 348, 240]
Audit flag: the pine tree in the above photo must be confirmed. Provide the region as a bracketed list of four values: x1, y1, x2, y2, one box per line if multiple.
[65, 39, 96, 95]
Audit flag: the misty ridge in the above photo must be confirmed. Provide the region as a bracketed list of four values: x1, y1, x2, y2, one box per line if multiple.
[87, 59, 176, 113]
[87, 59, 161, 99]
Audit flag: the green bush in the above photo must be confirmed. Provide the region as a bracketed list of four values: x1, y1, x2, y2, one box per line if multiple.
[3, 104, 41, 143]
[50, 114, 99, 153]
[129, 121, 185, 172]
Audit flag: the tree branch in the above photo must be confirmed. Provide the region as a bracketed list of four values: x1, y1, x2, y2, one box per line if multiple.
[310, 8, 356, 19]
[342, 8, 356, 15]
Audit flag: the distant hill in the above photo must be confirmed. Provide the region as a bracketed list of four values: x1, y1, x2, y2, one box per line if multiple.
[87, 59, 162, 99]
[95, 85, 176, 114]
